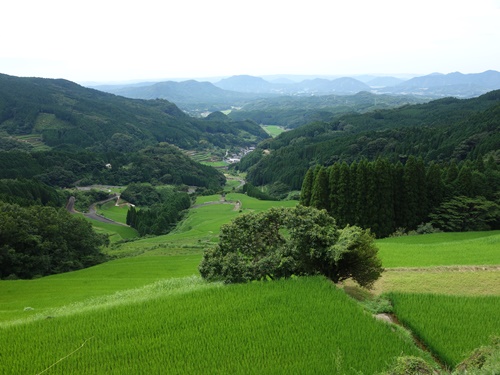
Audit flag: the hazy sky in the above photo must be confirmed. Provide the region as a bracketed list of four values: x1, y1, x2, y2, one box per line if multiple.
[1, 0, 499, 83]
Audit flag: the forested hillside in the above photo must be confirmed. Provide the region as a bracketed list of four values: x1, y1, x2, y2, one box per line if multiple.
[0, 73, 272, 189]
[228, 91, 428, 128]
[93, 80, 270, 115]
[0, 73, 269, 151]
[238, 91, 500, 189]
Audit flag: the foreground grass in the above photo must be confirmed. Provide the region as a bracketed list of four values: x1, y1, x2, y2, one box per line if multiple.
[389, 293, 500, 369]
[0, 255, 199, 323]
[0, 277, 428, 375]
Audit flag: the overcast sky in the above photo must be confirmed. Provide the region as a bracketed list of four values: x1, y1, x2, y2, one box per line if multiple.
[1, 0, 499, 83]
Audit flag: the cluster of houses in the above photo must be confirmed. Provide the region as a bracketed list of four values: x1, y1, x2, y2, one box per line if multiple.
[224, 147, 256, 164]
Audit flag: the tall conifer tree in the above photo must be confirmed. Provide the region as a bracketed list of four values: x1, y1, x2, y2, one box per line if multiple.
[299, 167, 315, 206]
[310, 166, 329, 210]
[373, 158, 395, 237]
[337, 161, 351, 227]
[328, 163, 341, 218]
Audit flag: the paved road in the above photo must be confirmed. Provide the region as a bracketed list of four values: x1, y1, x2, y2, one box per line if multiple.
[67, 195, 128, 226]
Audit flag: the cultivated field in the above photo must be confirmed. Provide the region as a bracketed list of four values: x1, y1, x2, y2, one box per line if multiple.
[1, 277, 430, 375]
[1, 191, 498, 374]
[389, 293, 500, 368]
[261, 124, 286, 137]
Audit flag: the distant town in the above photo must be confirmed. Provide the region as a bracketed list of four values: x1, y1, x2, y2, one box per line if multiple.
[224, 147, 256, 164]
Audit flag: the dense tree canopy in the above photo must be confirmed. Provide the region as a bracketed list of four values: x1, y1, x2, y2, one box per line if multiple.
[0, 202, 109, 279]
[0, 144, 226, 190]
[124, 184, 191, 236]
[301, 157, 500, 237]
[199, 206, 383, 288]
[0, 73, 269, 151]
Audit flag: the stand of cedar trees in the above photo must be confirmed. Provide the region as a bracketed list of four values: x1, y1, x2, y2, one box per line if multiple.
[300, 156, 500, 238]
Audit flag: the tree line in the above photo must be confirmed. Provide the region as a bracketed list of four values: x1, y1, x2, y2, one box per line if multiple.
[0, 201, 109, 279]
[300, 156, 500, 238]
[0, 144, 226, 190]
[123, 184, 191, 236]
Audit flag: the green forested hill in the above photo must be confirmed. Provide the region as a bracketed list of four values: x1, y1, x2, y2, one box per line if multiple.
[0, 74, 270, 189]
[0, 73, 268, 151]
[238, 91, 500, 189]
[228, 91, 428, 128]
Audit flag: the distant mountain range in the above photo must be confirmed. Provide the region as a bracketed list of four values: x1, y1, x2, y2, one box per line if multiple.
[91, 71, 500, 113]
[382, 70, 500, 97]
[214, 75, 372, 95]
[93, 80, 268, 115]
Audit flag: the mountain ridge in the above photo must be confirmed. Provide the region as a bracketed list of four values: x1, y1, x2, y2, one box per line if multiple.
[92, 70, 500, 107]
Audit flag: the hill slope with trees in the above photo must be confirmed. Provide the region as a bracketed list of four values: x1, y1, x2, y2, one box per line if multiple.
[0, 73, 269, 151]
[228, 91, 428, 128]
[237, 91, 500, 190]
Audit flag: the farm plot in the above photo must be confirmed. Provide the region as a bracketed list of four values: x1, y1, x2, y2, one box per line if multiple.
[389, 293, 500, 368]
[0, 255, 200, 323]
[377, 231, 500, 268]
[0, 277, 429, 375]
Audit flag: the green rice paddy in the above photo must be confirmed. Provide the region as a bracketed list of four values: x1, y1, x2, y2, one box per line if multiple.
[389, 293, 500, 368]
[0, 277, 428, 375]
[261, 124, 286, 137]
[377, 231, 500, 268]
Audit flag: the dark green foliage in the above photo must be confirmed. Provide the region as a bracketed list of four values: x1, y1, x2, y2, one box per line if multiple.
[124, 185, 191, 236]
[0, 143, 226, 189]
[241, 183, 275, 201]
[240, 91, 500, 189]
[121, 183, 160, 206]
[0, 202, 108, 279]
[309, 166, 329, 210]
[401, 156, 428, 229]
[199, 206, 383, 288]
[429, 196, 500, 232]
[304, 158, 500, 237]
[0, 178, 62, 206]
[299, 167, 314, 206]
[229, 91, 427, 128]
[0, 151, 43, 179]
[65, 189, 113, 212]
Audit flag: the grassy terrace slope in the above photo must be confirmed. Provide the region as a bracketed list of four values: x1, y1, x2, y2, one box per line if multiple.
[1, 277, 428, 375]
[374, 231, 500, 296]
[109, 193, 297, 257]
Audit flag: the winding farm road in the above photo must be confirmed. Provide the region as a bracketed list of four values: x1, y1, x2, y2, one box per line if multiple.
[67, 195, 129, 226]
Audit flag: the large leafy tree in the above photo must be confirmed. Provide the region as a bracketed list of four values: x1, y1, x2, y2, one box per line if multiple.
[198, 206, 383, 288]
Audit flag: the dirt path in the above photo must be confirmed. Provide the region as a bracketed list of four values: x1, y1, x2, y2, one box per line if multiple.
[192, 195, 242, 211]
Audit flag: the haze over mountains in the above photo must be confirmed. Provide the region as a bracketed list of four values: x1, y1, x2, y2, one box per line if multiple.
[93, 70, 500, 100]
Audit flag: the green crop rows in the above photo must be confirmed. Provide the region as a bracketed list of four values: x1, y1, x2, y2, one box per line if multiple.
[0, 277, 428, 375]
[389, 293, 500, 368]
